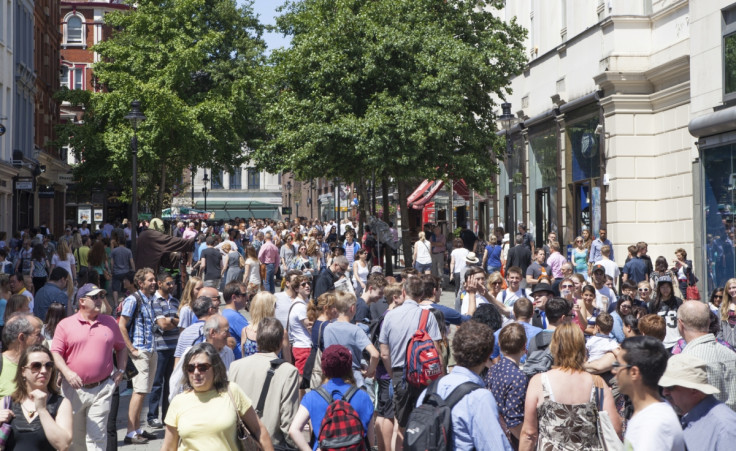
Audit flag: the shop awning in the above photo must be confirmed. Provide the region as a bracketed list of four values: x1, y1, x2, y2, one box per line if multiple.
[407, 178, 471, 210]
[193, 201, 280, 220]
[411, 180, 445, 209]
[406, 180, 432, 204]
[453, 179, 470, 200]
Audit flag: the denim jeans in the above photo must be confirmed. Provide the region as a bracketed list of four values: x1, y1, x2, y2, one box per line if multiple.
[265, 263, 276, 293]
[147, 348, 175, 423]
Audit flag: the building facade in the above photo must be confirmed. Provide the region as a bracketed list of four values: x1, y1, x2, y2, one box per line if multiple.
[0, 0, 16, 234]
[494, 0, 694, 275]
[183, 166, 282, 222]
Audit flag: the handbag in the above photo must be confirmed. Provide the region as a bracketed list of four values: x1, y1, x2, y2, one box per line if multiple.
[686, 284, 701, 301]
[227, 389, 264, 451]
[593, 377, 623, 451]
[0, 396, 11, 450]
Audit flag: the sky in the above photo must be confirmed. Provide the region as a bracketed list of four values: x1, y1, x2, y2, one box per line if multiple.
[248, 0, 291, 52]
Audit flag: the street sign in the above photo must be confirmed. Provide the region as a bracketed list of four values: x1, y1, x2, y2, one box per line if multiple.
[59, 174, 74, 183]
[38, 186, 55, 198]
[282, 207, 292, 215]
[15, 177, 33, 190]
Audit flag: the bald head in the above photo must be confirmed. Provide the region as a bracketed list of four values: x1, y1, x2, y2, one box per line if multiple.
[199, 286, 220, 303]
[678, 301, 710, 333]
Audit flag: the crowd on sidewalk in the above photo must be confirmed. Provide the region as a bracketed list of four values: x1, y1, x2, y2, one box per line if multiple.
[0, 217, 735, 450]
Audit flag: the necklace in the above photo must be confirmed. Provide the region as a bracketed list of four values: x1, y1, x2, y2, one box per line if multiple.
[21, 403, 36, 418]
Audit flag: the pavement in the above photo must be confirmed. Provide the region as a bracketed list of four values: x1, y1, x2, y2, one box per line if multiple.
[110, 270, 458, 450]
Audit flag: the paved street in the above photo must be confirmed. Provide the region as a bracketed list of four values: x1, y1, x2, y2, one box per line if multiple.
[110, 272, 458, 450]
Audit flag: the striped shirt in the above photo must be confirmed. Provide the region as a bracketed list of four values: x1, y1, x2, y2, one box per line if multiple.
[152, 293, 180, 351]
[681, 333, 736, 411]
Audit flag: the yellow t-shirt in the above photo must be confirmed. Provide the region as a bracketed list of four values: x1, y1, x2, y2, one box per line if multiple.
[165, 382, 252, 451]
[0, 356, 18, 397]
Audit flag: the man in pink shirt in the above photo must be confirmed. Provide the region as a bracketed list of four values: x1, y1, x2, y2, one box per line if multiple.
[52, 284, 128, 450]
[546, 241, 567, 292]
[258, 232, 280, 294]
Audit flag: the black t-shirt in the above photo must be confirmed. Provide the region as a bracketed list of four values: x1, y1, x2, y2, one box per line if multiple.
[200, 247, 223, 281]
[460, 229, 477, 251]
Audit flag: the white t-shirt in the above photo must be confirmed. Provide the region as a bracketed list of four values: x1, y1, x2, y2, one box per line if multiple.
[274, 292, 294, 329]
[415, 239, 432, 265]
[451, 248, 469, 274]
[501, 288, 526, 307]
[595, 285, 617, 313]
[585, 335, 619, 362]
[51, 253, 75, 276]
[460, 293, 489, 315]
[598, 259, 620, 282]
[624, 402, 685, 451]
[288, 299, 311, 348]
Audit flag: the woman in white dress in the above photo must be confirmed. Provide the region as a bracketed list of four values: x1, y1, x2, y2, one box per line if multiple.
[50, 240, 76, 282]
[242, 246, 262, 297]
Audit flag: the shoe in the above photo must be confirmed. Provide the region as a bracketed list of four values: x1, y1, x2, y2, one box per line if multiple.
[139, 430, 158, 440]
[123, 435, 148, 445]
[148, 419, 164, 429]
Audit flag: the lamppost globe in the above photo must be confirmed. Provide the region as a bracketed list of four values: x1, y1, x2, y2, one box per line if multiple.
[124, 100, 146, 257]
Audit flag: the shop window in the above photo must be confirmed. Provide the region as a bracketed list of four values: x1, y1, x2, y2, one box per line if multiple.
[565, 108, 602, 241]
[529, 124, 559, 246]
[701, 143, 736, 294]
[230, 169, 241, 189]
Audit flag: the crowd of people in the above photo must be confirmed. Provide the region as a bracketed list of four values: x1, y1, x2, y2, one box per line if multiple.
[0, 217, 735, 450]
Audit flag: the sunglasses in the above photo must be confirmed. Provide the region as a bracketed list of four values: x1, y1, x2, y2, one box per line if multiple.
[186, 363, 212, 373]
[611, 361, 633, 372]
[714, 295, 723, 299]
[620, 304, 632, 309]
[561, 284, 574, 289]
[491, 281, 503, 286]
[300, 282, 310, 287]
[25, 361, 54, 372]
[165, 282, 175, 286]
[638, 288, 650, 292]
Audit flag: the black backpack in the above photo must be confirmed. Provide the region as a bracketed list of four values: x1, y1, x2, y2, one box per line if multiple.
[405, 378, 481, 451]
[522, 332, 554, 378]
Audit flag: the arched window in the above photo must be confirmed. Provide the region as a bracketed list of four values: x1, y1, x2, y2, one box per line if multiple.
[65, 14, 84, 45]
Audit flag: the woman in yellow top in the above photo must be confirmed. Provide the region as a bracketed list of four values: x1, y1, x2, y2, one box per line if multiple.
[162, 342, 273, 451]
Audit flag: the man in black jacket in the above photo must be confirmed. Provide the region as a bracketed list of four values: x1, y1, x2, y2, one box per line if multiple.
[505, 235, 531, 287]
[313, 255, 348, 301]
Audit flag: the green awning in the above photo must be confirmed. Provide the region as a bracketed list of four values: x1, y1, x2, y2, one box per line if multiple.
[210, 209, 279, 220]
[193, 201, 280, 220]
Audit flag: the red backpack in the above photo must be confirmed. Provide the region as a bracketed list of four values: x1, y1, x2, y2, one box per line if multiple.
[405, 309, 442, 387]
[315, 386, 366, 451]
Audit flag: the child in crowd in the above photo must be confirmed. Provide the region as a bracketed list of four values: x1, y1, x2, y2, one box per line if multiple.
[586, 312, 619, 362]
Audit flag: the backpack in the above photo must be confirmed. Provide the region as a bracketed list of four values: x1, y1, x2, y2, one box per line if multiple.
[315, 385, 366, 451]
[405, 378, 482, 451]
[522, 333, 554, 378]
[405, 309, 442, 387]
[364, 234, 377, 249]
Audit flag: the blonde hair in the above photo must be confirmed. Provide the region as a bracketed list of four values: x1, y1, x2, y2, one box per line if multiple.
[56, 240, 71, 261]
[487, 271, 504, 292]
[722, 278, 736, 321]
[179, 276, 203, 313]
[549, 322, 586, 372]
[335, 290, 357, 314]
[418, 231, 426, 241]
[249, 292, 276, 326]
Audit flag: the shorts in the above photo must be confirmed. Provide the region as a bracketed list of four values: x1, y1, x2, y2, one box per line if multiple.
[376, 378, 395, 419]
[392, 368, 423, 428]
[414, 262, 432, 273]
[292, 347, 311, 375]
[111, 274, 126, 292]
[131, 350, 158, 394]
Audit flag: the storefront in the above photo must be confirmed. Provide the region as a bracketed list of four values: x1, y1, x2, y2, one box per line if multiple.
[528, 122, 559, 247]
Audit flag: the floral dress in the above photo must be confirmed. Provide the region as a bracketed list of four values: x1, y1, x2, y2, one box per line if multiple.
[536, 373, 604, 450]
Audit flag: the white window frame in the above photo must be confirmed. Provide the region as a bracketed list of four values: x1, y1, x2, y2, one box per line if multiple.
[63, 12, 86, 47]
[60, 66, 70, 89]
[72, 67, 84, 90]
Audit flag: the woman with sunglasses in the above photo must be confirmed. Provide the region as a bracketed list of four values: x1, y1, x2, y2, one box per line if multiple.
[5, 344, 72, 450]
[162, 342, 273, 451]
[571, 237, 588, 276]
[709, 287, 725, 314]
[577, 285, 600, 336]
[636, 281, 653, 304]
[485, 272, 512, 317]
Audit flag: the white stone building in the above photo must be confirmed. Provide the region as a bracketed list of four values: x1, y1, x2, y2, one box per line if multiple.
[494, 0, 698, 281]
[0, 0, 16, 234]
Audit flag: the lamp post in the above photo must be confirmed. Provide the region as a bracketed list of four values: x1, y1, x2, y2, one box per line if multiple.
[124, 100, 146, 257]
[202, 172, 210, 214]
[499, 102, 515, 229]
[286, 181, 292, 218]
[295, 200, 300, 218]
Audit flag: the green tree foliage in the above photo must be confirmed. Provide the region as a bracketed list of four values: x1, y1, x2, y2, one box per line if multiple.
[255, 0, 527, 191]
[55, 0, 266, 215]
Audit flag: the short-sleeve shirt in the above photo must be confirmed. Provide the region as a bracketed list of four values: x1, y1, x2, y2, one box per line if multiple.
[378, 299, 442, 368]
[0, 356, 18, 396]
[288, 299, 311, 348]
[121, 291, 156, 352]
[222, 308, 249, 360]
[485, 357, 528, 429]
[324, 321, 372, 385]
[622, 257, 648, 284]
[525, 262, 548, 282]
[175, 321, 205, 358]
[165, 382, 252, 451]
[110, 246, 133, 275]
[200, 247, 223, 281]
[152, 294, 180, 351]
[301, 379, 374, 451]
[50, 312, 126, 384]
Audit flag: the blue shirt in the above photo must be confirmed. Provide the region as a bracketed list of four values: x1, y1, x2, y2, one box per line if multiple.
[485, 357, 528, 429]
[422, 303, 471, 326]
[175, 320, 205, 358]
[681, 395, 736, 451]
[416, 366, 512, 451]
[492, 321, 543, 361]
[622, 257, 648, 284]
[222, 308, 249, 359]
[301, 379, 374, 451]
[33, 282, 68, 320]
[588, 238, 614, 263]
[121, 291, 156, 352]
[485, 244, 502, 269]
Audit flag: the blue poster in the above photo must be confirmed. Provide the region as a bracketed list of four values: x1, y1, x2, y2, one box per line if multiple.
[592, 186, 601, 238]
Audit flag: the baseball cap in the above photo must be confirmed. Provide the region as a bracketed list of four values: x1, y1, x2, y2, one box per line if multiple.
[592, 264, 605, 273]
[659, 354, 719, 395]
[78, 283, 106, 299]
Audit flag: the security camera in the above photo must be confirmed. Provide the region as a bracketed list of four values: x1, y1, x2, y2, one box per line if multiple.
[594, 124, 604, 135]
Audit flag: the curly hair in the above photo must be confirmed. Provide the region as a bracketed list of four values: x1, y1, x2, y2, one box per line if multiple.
[452, 321, 495, 368]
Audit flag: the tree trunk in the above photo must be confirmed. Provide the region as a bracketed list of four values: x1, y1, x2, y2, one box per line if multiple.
[398, 180, 412, 269]
[155, 160, 166, 219]
[382, 172, 393, 276]
[358, 177, 367, 241]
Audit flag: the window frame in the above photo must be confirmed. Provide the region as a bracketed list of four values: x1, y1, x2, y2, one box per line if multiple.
[723, 5, 736, 102]
[63, 12, 85, 47]
[247, 168, 260, 190]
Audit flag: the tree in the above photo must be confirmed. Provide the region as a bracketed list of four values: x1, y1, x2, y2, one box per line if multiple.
[55, 0, 266, 217]
[252, 0, 527, 262]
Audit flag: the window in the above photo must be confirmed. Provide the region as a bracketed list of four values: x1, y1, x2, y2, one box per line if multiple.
[724, 5, 736, 100]
[60, 66, 69, 88]
[211, 170, 223, 189]
[65, 15, 83, 45]
[72, 68, 84, 90]
[247, 168, 260, 190]
[229, 169, 242, 189]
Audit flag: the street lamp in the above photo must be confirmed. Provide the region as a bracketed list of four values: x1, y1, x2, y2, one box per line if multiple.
[124, 100, 146, 257]
[202, 172, 210, 213]
[286, 181, 292, 216]
[499, 102, 514, 158]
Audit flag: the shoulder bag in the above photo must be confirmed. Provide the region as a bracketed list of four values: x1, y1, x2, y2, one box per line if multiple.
[227, 389, 264, 451]
[593, 376, 623, 451]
